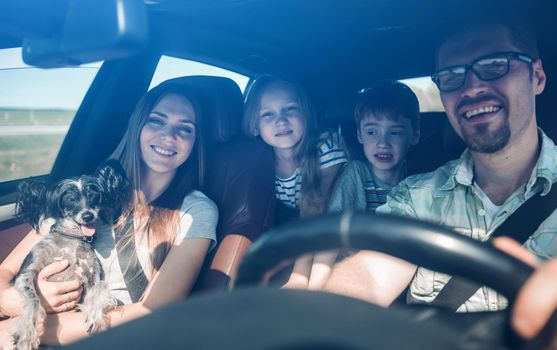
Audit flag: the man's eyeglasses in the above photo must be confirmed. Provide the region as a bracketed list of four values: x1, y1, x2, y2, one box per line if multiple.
[431, 52, 534, 92]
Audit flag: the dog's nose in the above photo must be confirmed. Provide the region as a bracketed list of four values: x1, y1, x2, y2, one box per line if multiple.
[81, 212, 95, 223]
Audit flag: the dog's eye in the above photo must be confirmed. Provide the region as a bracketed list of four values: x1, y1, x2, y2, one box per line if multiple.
[59, 191, 80, 214]
[61, 192, 79, 203]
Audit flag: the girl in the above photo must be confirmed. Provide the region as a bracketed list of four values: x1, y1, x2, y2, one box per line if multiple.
[0, 80, 217, 346]
[243, 76, 347, 290]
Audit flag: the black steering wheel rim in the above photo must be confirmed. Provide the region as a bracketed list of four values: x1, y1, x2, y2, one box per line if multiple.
[235, 212, 533, 304]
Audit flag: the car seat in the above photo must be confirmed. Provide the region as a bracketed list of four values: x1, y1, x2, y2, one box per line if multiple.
[406, 112, 465, 175]
[323, 91, 364, 161]
[160, 76, 275, 292]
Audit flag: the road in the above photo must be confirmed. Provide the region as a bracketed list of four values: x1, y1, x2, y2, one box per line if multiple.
[0, 125, 69, 136]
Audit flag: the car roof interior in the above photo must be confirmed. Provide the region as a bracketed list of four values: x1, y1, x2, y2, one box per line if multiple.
[1, 0, 556, 173]
[1, 1, 556, 89]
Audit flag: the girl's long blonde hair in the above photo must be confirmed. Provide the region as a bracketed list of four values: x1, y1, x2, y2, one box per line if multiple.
[110, 80, 205, 273]
[242, 76, 328, 214]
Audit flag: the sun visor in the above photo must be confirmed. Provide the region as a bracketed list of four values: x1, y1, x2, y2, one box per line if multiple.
[9, 0, 149, 68]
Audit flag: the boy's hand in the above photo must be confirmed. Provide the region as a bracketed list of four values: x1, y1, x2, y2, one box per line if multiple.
[36, 260, 83, 313]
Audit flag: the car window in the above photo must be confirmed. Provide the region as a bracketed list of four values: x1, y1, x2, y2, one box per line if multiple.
[0, 48, 101, 183]
[150, 55, 250, 92]
[399, 77, 444, 112]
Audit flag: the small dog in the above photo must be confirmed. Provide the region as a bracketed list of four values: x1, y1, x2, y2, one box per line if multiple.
[8, 160, 130, 350]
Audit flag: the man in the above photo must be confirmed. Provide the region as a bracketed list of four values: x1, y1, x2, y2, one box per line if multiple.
[324, 13, 556, 314]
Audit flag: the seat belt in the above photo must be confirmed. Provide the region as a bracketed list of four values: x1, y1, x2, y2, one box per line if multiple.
[114, 214, 149, 303]
[429, 184, 557, 311]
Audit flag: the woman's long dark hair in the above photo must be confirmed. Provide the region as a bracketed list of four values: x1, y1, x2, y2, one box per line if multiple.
[110, 80, 205, 273]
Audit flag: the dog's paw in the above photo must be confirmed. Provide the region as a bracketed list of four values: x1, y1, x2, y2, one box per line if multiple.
[105, 295, 117, 311]
[30, 337, 40, 350]
[10, 321, 40, 350]
[10, 336, 39, 350]
[85, 318, 107, 335]
[3, 336, 15, 350]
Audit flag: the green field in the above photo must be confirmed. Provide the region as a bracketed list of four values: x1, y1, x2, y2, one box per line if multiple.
[0, 108, 74, 126]
[0, 108, 74, 182]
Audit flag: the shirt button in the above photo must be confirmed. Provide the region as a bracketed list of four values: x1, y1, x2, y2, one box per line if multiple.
[478, 209, 486, 216]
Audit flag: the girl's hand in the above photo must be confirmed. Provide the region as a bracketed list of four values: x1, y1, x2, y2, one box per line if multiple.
[36, 261, 83, 314]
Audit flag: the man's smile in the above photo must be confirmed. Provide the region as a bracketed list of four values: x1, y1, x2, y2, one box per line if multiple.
[463, 105, 501, 119]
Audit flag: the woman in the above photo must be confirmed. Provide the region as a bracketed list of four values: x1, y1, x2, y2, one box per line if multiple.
[0, 80, 217, 346]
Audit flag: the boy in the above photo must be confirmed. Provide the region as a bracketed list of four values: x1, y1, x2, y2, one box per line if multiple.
[302, 80, 420, 291]
[329, 80, 420, 213]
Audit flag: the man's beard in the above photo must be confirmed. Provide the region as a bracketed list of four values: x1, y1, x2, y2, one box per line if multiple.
[460, 118, 510, 153]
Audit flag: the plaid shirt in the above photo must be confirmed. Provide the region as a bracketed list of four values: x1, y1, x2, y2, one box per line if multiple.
[377, 129, 557, 312]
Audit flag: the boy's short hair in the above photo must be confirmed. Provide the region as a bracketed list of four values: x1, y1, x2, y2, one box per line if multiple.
[354, 80, 420, 131]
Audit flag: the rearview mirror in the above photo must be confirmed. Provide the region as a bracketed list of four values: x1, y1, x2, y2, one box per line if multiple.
[0, 0, 149, 68]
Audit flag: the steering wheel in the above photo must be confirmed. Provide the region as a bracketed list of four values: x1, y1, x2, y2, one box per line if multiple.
[68, 213, 552, 350]
[235, 212, 531, 296]
[233, 212, 553, 349]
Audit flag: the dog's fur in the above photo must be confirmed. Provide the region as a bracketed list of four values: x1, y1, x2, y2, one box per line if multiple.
[8, 160, 130, 350]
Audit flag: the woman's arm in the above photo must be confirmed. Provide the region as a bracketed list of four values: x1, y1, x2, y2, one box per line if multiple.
[38, 237, 211, 345]
[0, 230, 82, 317]
[0, 229, 41, 317]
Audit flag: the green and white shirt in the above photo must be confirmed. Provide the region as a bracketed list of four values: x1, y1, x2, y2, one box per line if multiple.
[377, 129, 557, 312]
[328, 160, 394, 213]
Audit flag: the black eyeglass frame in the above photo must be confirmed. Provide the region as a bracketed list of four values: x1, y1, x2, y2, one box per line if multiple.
[431, 51, 534, 92]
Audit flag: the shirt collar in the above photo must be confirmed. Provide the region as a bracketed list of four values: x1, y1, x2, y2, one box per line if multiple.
[435, 128, 557, 196]
[525, 129, 557, 195]
[436, 149, 472, 193]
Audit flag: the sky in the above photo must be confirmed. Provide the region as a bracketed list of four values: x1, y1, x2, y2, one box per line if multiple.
[0, 48, 249, 110]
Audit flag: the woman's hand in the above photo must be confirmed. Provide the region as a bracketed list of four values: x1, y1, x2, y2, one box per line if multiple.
[36, 260, 83, 314]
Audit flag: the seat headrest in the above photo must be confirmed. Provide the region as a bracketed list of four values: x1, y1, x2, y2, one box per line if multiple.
[157, 76, 244, 143]
[323, 92, 357, 126]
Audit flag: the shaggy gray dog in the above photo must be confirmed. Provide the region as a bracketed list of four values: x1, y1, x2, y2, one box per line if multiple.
[8, 161, 130, 350]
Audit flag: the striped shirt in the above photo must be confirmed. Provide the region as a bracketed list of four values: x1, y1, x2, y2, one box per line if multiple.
[328, 160, 394, 213]
[377, 129, 557, 312]
[276, 132, 347, 208]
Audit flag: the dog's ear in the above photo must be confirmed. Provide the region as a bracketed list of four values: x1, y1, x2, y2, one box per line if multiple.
[16, 180, 49, 231]
[95, 160, 131, 222]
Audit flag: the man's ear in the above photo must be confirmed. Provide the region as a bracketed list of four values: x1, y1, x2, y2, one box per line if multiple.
[533, 59, 547, 96]
[357, 127, 364, 144]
